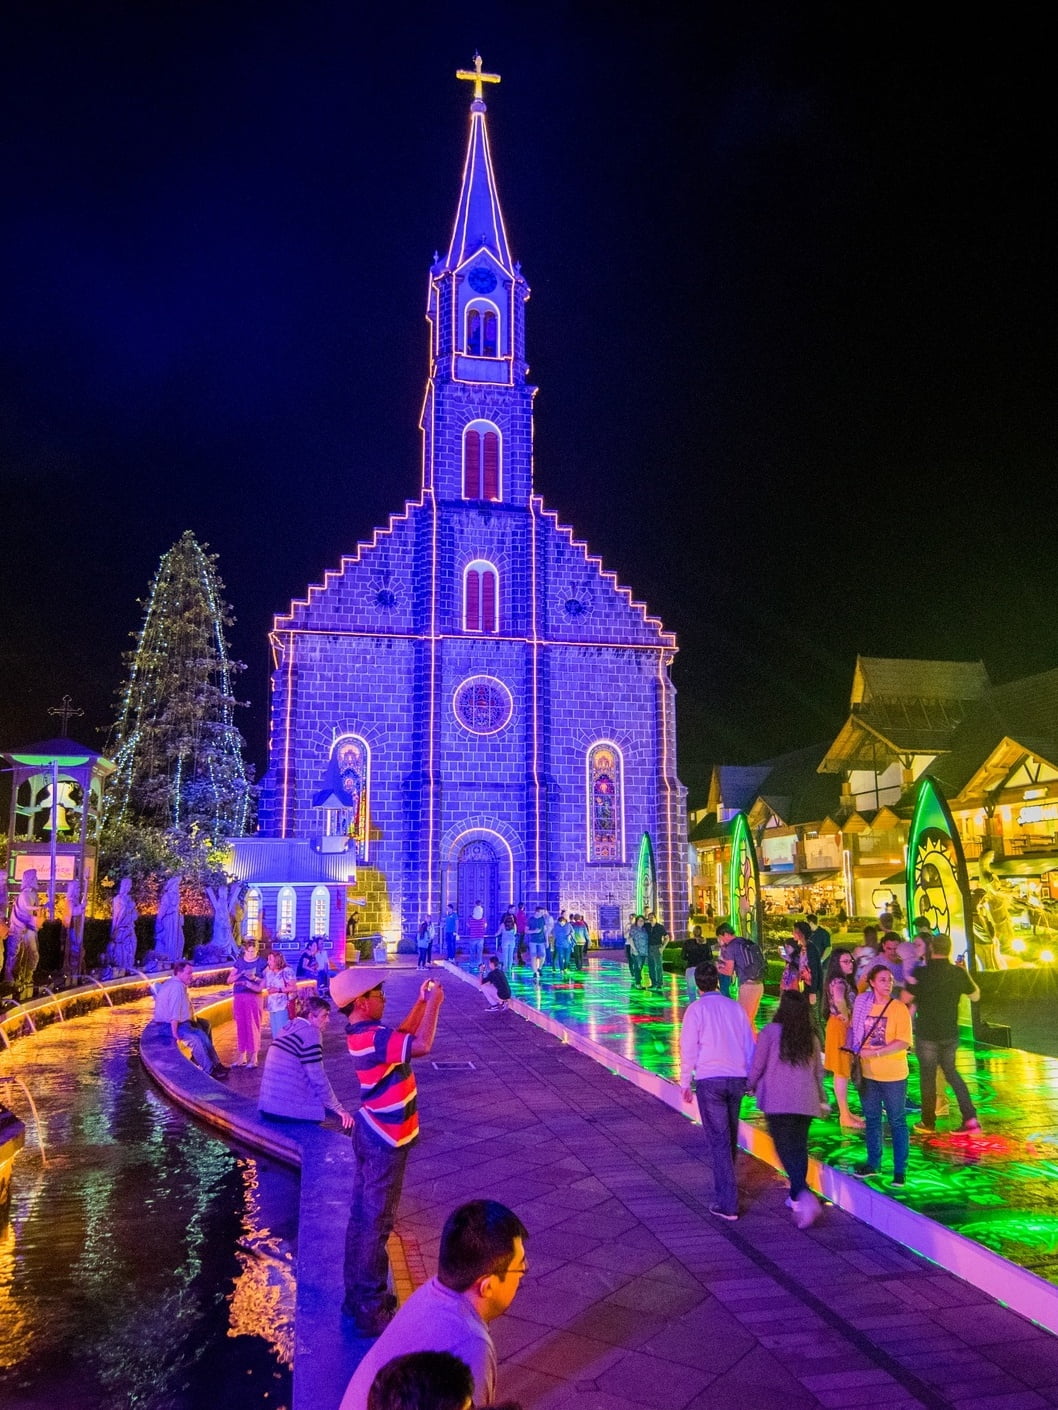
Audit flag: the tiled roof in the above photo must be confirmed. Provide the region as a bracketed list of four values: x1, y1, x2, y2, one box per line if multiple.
[229, 838, 358, 884]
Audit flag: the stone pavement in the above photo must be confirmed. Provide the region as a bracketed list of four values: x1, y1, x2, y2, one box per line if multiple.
[222, 967, 1058, 1410]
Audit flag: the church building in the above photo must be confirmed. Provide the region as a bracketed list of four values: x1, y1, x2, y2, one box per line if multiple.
[253, 59, 687, 951]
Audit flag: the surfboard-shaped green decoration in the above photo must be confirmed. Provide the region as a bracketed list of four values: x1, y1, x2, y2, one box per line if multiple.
[635, 832, 656, 918]
[728, 811, 762, 944]
[906, 776, 974, 966]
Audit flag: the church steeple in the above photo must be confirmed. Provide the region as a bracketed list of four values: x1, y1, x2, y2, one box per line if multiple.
[443, 54, 512, 274]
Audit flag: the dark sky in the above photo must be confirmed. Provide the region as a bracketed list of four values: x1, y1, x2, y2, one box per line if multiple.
[2, 3, 1053, 803]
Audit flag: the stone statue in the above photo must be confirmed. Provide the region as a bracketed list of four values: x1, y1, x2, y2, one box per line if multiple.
[206, 881, 243, 959]
[155, 874, 184, 962]
[107, 877, 138, 973]
[5, 870, 40, 992]
[61, 878, 88, 982]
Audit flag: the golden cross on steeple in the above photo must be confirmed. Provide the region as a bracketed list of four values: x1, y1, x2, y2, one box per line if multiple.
[456, 52, 500, 102]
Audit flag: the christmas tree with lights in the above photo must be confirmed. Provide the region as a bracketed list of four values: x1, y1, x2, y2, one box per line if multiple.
[106, 531, 254, 844]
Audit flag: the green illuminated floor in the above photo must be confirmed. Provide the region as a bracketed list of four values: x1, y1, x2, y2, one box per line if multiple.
[480, 954, 1058, 1286]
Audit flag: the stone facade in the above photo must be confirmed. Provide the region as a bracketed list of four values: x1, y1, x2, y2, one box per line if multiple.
[259, 79, 687, 948]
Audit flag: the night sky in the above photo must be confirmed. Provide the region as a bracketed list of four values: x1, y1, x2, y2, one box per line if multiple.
[2, 4, 1052, 802]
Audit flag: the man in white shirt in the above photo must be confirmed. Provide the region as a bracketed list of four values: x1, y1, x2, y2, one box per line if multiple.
[151, 960, 228, 1078]
[340, 1200, 528, 1410]
[679, 961, 756, 1220]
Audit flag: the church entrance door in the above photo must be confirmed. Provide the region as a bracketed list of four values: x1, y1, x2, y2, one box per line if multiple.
[456, 839, 499, 938]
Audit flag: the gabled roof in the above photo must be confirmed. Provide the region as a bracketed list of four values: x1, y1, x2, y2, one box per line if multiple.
[929, 666, 1058, 799]
[853, 656, 990, 704]
[709, 746, 840, 828]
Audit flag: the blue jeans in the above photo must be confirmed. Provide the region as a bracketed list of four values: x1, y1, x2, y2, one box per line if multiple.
[344, 1121, 411, 1318]
[468, 939, 483, 967]
[861, 1077, 909, 1175]
[695, 1077, 745, 1214]
[916, 1038, 977, 1126]
[556, 944, 572, 971]
[647, 948, 663, 990]
[161, 1018, 222, 1072]
[500, 936, 517, 971]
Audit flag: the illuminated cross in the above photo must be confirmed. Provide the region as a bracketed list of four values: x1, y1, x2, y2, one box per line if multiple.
[456, 53, 500, 102]
[48, 694, 84, 736]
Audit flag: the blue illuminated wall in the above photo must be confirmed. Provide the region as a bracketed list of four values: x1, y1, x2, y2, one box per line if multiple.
[261, 77, 687, 946]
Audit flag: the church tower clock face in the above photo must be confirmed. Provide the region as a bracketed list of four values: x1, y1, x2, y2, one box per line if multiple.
[453, 675, 513, 735]
[467, 265, 497, 294]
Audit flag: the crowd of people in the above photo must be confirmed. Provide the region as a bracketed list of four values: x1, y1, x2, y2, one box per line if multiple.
[678, 907, 982, 1227]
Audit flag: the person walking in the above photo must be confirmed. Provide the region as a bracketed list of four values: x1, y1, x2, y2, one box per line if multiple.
[717, 923, 766, 1025]
[527, 906, 548, 984]
[682, 926, 714, 1003]
[570, 913, 589, 971]
[263, 949, 297, 1039]
[442, 903, 458, 962]
[904, 933, 981, 1135]
[645, 910, 668, 994]
[466, 904, 486, 969]
[850, 965, 912, 1185]
[333, 968, 445, 1338]
[553, 912, 573, 972]
[748, 990, 828, 1228]
[514, 903, 527, 966]
[626, 914, 649, 989]
[542, 905, 555, 970]
[822, 948, 864, 1128]
[228, 938, 265, 1068]
[496, 910, 518, 973]
[680, 961, 756, 1220]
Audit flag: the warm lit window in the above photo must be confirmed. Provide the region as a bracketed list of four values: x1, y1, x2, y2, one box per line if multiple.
[463, 422, 501, 500]
[277, 886, 296, 940]
[311, 885, 329, 939]
[465, 299, 500, 357]
[464, 561, 499, 633]
[245, 888, 262, 940]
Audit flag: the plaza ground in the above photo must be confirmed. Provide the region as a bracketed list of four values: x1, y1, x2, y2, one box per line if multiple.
[219, 962, 1058, 1410]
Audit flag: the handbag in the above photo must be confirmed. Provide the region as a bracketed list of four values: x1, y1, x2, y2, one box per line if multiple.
[846, 999, 892, 1086]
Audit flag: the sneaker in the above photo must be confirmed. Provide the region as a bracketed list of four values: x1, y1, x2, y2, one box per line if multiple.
[912, 1122, 936, 1136]
[210, 1064, 230, 1080]
[959, 1117, 982, 1134]
[709, 1206, 738, 1221]
[905, 1100, 921, 1113]
[850, 1164, 878, 1179]
[793, 1190, 821, 1229]
[891, 1171, 907, 1187]
[784, 1196, 796, 1209]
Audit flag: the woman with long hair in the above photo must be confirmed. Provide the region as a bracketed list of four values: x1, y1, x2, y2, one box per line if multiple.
[748, 990, 827, 1228]
[823, 948, 865, 1129]
[849, 964, 912, 1185]
[626, 914, 649, 989]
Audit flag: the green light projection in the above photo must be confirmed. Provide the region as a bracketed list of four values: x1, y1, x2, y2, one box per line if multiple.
[635, 832, 656, 917]
[906, 776, 973, 964]
[727, 812, 762, 943]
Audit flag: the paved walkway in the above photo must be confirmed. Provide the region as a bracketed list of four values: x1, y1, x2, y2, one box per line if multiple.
[221, 966, 1058, 1410]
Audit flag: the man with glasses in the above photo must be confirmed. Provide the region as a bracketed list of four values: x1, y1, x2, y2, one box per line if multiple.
[339, 1200, 529, 1410]
[331, 968, 445, 1337]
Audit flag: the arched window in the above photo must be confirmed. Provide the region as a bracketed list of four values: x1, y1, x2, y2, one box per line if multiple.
[277, 885, 296, 940]
[311, 885, 330, 939]
[587, 742, 624, 862]
[245, 888, 262, 941]
[464, 561, 499, 633]
[463, 421, 501, 501]
[464, 299, 500, 358]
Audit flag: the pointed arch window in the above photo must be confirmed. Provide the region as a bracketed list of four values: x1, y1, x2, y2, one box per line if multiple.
[310, 885, 330, 939]
[587, 742, 625, 862]
[321, 734, 370, 860]
[464, 561, 499, 633]
[463, 421, 501, 501]
[465, 298, 500, 358]
[277, 885, 296, 941]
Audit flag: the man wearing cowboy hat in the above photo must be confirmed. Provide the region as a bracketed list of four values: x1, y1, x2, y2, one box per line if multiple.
[331, 966, 445, 1337]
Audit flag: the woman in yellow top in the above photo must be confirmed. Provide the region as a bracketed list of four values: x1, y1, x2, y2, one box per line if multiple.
[849, 965, 912, 1186]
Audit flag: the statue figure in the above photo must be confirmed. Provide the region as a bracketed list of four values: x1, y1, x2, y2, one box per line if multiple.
[107, 878, 138, 974]
[206, 881, 243, 959]
[61, 878, 88, 982]
[5, 870, 40, 994]
[155, 875, 184, 962]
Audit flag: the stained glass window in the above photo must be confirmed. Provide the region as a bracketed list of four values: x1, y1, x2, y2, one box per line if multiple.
[453, 676, 513, 735]
[588, 743, 623, 862]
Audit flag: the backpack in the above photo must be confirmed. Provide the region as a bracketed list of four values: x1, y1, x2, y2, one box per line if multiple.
[736, 937, 765, 984]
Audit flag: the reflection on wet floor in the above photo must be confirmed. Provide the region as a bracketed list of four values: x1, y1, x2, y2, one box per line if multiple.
[487, 953, 1058, 1286]
[0, 996, 296, 1410]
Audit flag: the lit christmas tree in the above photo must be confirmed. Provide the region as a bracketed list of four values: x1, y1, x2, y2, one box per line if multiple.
[106, 531, 254, 841]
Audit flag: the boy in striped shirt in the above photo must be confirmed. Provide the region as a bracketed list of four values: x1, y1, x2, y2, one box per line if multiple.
[331, 967, 445, 1337]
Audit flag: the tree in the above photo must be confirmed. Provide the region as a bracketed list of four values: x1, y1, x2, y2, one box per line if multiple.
[106, 531, 254, 844]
